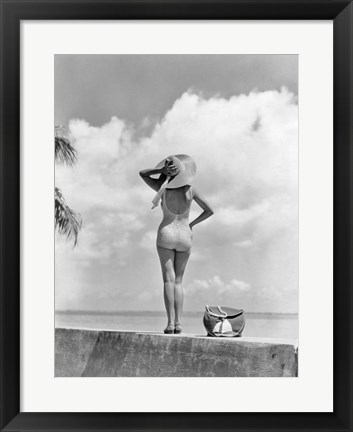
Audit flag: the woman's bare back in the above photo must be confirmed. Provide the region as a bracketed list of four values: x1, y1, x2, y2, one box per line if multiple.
[163, 186, 193, 215]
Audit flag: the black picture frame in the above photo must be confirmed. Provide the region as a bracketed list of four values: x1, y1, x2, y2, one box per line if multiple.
[0, 1, 352, 431]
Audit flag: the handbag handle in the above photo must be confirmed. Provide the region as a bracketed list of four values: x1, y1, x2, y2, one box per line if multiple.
[217, 306, 228, 317]
[205, 305, 227, 318]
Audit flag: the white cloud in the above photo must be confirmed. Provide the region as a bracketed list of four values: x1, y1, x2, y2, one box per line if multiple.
[234, 240, 254, 248]
[228, 279, 251, 292]
[186, 275, 251, 297]
[139, 230, 156, 251]
[188, 249, 207, 262]
[101, 211, 144, 231]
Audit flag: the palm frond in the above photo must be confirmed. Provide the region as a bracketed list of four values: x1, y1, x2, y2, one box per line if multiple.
[55, 136, 77, 166]
[55, 187, 82, 246]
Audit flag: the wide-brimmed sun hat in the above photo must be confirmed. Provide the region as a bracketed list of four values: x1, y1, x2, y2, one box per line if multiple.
[151, 154, 197, 209]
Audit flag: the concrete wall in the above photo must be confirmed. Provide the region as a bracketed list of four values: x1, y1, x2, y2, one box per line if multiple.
[55, 328, 298, 377]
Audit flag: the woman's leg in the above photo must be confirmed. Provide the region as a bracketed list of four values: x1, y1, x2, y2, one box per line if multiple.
[157, 246, 176, 326]
[174, 249, 191, 326]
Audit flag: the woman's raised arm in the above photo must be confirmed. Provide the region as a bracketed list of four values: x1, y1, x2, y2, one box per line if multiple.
[139, 161, 180, 192]
[139, 168, 166, 191]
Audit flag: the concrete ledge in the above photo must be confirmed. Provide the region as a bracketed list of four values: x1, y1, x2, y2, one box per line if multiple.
[55, 328, 298, 377]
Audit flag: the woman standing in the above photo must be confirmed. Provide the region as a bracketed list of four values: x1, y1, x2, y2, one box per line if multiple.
[139, 155, 214, 334]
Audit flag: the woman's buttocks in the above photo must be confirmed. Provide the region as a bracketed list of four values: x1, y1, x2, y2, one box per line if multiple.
[157, 217, 192, 252]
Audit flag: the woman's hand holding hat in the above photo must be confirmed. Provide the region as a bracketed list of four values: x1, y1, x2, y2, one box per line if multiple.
[160, 157, 181, 177]
[161, 163, 179, 177]
[151, 155, 196, 209]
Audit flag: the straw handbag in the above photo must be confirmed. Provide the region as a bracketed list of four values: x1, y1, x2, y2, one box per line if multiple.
[203, 306, 245, 337]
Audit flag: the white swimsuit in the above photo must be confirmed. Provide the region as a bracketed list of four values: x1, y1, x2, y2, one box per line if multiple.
[156, 189, 193, 252]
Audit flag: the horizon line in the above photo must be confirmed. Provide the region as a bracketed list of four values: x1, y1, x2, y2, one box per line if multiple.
[55, 309, 298, 316]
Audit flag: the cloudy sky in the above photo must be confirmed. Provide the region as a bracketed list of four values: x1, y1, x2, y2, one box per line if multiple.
[55, 55, 298, 313]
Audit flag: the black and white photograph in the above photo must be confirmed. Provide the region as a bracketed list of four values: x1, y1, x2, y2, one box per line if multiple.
[55, 54, 298, 377]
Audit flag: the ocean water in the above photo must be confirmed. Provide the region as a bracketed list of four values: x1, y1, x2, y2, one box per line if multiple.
[55, 311, 298, 340]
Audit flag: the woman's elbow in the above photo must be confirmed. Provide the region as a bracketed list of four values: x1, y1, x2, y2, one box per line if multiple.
[208, 208, 214, 216]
